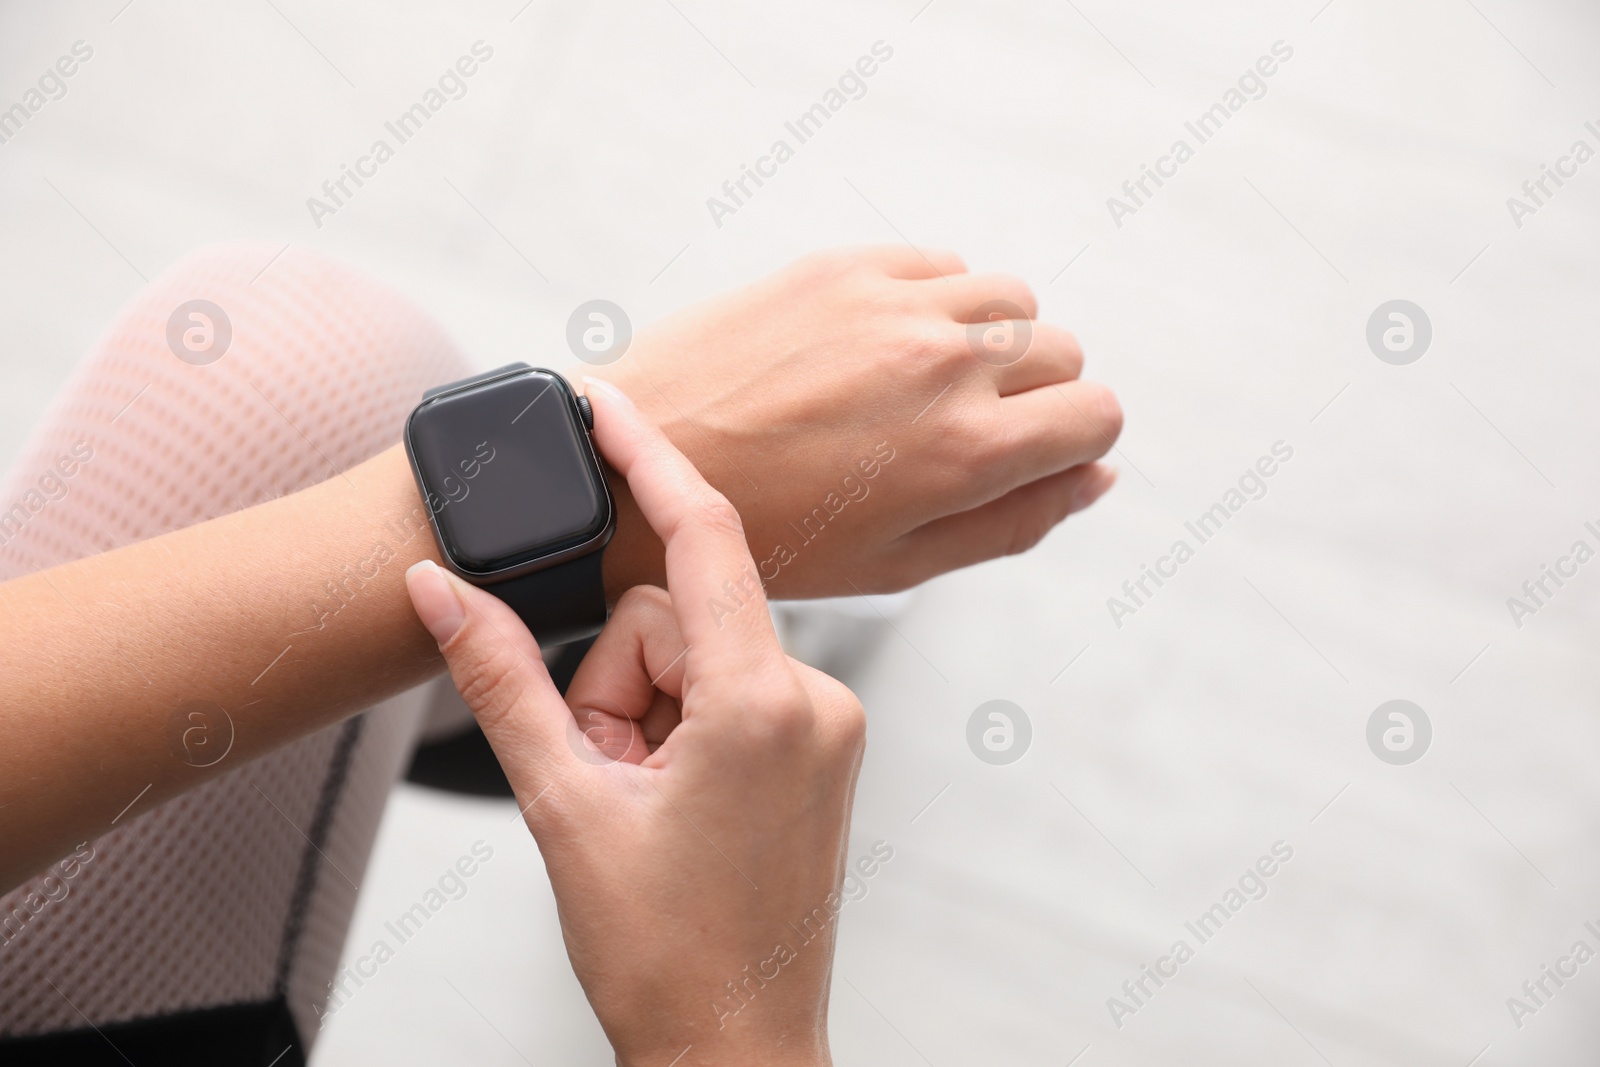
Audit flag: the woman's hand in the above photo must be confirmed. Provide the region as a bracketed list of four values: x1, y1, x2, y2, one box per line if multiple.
[407, 378, 864, 1067]
[602, 245, 1122, 598]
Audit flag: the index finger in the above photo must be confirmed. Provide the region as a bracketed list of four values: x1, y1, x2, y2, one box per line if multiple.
[581, 376, 784, 679]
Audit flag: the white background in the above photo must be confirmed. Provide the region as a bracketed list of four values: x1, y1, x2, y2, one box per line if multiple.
[3, 0, 1599, 1063]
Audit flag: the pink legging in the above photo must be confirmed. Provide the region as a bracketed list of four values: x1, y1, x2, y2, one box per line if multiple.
[0, 243, 474, 1048]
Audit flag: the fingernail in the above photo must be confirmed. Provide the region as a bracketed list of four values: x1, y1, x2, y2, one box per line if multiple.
[406, 560, 465, 644]
[1073, 466, 1118, 510]
[581, 376, 635, 411]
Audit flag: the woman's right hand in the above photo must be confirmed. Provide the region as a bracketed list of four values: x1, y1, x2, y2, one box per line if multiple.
[406, 377, 865, 1066]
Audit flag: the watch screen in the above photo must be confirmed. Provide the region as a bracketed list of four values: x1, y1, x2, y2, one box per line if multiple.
[408, 370, 607, 573]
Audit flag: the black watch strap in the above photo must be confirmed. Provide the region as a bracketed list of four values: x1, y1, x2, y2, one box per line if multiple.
[486, 549, 608, 648]
[421, 363, 609, 647]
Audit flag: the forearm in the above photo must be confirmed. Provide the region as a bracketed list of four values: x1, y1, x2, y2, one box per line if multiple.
[0, 445, 426, 888]
[0, 441, 661, 891]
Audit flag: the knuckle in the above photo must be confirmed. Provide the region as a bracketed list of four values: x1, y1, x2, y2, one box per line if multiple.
[520, 784, 579, 840]
[786, 663, 867, 755]
[860, 561, 915, 594]
[971, 273, 1036, 319]
[615, 583, 671, 617]
[918, 407, 1001, 494]
[692, 488, 747, 540]
[837, 272, 915, 326]
[1000, 275, 1038, 316]
[767, 694, 816, 733]
[1079, 383, 1124, 444]
[1004, 502, 1059, 557]
[945, 402, 998, 458]
[897, 319, 960, 365]
[1057, 382, 1122, 452]
[1040, 325, 1084, 372]
[739, 676, 817, 745]
[829, 695, 868, 752]
[1059, 327, 1084, 361]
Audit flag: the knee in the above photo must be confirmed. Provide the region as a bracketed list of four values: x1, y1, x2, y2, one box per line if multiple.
[123, 242, 472, 474]
[156, 242, 470, 386]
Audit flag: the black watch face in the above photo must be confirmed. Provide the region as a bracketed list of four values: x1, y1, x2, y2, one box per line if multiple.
[407, 370, 608, 574]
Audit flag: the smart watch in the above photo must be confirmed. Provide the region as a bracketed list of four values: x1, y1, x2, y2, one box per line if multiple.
[404, 363, 614, 646]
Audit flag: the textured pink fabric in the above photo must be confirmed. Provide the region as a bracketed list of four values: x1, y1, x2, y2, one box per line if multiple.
[0, 243, 471, 1043]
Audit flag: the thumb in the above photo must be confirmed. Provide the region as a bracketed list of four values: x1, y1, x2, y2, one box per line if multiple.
[405, 559, 572, 796]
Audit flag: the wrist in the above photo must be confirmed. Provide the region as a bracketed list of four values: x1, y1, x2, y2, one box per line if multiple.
[599, 464, 665, 602]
